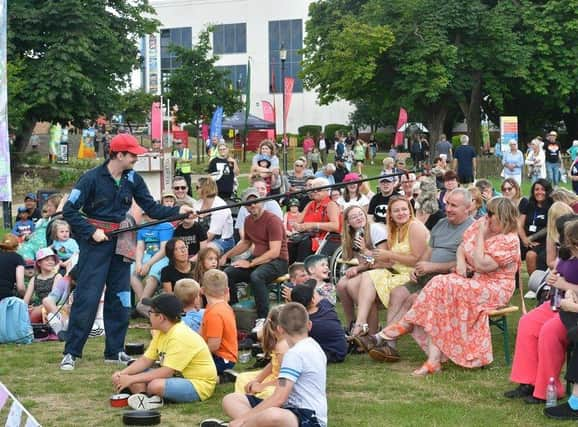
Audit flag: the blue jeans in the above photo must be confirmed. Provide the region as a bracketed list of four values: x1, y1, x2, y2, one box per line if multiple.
[546, 162, 560, 186]
[213, 354, 235, 374]
[65, 238, 131, 359]
[164, 378, 200, 403]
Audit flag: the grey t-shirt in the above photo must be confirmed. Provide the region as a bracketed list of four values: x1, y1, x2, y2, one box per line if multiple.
[279, 337, 328, 427]
[436, 140, 453, 161]
[429, 217, 474, 263]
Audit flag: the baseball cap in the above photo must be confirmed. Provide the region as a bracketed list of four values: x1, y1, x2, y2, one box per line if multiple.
[343, 173, 360, 183]
[242, 187, 260, 203]
[35, 247, 57, 262]
[288, 198, 300, 207]
[24, 192, 37, 201]
[379, 173, 395, 183]
[141, 293, 183, 321]
[17, 206, 28, 213]
[110, 134, 148, 155]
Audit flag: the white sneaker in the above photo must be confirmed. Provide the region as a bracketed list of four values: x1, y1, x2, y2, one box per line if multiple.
[60, 353, 75, 371]
[128, 393, 163, 410]
[524, 291, 537, 299]
[251, 318, 266, 334]
[105, 351, 134, 365]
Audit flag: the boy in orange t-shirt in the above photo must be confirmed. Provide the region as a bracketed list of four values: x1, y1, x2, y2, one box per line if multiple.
[201, 269, 238, 376]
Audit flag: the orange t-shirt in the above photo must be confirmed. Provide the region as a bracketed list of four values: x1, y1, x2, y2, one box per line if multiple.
[201, 300, 238, 362]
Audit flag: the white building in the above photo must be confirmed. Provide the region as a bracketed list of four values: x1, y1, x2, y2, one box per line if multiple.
[136, 0, 353, 134]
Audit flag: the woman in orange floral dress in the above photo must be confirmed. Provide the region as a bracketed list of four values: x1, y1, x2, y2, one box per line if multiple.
[382, 197, 521, 375]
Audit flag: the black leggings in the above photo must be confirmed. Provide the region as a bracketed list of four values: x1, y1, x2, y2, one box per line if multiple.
[288, 237, 314, 264]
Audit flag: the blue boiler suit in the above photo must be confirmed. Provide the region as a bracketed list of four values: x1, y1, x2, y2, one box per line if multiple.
[63, 161, 179, 358]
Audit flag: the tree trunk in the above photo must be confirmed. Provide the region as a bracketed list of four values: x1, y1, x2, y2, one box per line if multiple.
[457, 72, 482, 153]
[12, 119, 35, 154]
[425, 103, 449, 156]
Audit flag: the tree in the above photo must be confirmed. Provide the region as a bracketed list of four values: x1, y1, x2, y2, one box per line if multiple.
[164, 29, 242, 125]
[7, 0, 159, 150]
[116, 89, 157, 133]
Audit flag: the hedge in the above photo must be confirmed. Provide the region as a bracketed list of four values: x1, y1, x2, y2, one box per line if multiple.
[298, 125, 322, 138]
[324, 123, 351, 141]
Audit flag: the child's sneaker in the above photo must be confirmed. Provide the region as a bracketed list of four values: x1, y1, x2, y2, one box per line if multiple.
[200, 419, 229, 427]
[105, 351, 134, 365]
[127, 393, 163, 410]
[60, 353, 76, 371]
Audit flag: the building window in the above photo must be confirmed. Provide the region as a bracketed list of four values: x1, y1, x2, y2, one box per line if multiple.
[216, 65, 248, 91]
[160, 27, 192, 92]
[269, 19, 303, 93]
[213, 23, 247, 54]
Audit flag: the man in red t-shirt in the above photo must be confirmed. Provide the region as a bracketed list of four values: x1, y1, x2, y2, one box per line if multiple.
[221, 188, 289, 332]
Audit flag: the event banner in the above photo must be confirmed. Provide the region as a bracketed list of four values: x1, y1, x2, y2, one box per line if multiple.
[283, 77, 295, 130]
[261, 100, 275, 140]
[210, 106, 224, 141]
[394, 108, 408, 147]
[0, 0, 12, 202]
[500, 116, 518, 153]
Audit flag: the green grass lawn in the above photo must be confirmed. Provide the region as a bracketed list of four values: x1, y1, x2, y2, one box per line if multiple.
[0, 293, 566, 427]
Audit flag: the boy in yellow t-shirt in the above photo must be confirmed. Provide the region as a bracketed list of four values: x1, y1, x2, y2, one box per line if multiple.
[112, 293, 217, 410]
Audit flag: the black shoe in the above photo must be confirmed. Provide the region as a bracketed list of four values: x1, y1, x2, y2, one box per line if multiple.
[544, 402, 578, 420]
[250, 356, 270, 370]
[219, 369, 238, 384]
[504, 384, 534, 399]
[524, 395, 545, 405]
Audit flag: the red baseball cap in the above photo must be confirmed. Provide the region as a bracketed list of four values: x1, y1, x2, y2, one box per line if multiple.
[110, 134, 147, 155]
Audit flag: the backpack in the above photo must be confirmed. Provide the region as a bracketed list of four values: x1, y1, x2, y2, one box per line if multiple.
[0, 297, 33, 344]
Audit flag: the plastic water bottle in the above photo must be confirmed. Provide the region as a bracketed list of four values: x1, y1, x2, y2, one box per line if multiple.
[546, 377, 557, 408]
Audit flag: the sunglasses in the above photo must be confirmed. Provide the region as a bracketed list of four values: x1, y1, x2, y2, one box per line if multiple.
[173, 186, 187, 190]
[295, 164, 304, 167]
[502, 186, 513, 191]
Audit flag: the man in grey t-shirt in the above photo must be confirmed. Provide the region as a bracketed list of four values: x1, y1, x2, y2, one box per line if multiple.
[361, 188, 473, 361]
[435, 134, 453, 162]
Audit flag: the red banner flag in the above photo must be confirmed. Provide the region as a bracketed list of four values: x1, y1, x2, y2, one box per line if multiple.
[151, 102, 162, 140]
[262, 101, 276, 140]
[283, 77, 295, 132]
[394, 107, 408, 147]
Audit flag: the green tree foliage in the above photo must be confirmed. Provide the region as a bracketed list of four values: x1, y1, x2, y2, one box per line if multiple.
[116, 89, 157, 132]
[164, 29, 242, 125]
[7, 0, 159, 149]
[302, 0, 531, 150]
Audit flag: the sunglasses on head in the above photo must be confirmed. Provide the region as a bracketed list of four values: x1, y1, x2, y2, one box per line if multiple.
[173, 186, 187, 190]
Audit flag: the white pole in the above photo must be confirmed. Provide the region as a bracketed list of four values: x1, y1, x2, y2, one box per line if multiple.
[0, 382, 41, 426]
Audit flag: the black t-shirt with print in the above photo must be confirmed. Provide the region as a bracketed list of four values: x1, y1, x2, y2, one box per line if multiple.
[173, 223, 208, 257]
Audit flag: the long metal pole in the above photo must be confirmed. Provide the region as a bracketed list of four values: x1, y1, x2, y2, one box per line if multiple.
[281, 59, 287, 174]
[107, 169, 420, 236]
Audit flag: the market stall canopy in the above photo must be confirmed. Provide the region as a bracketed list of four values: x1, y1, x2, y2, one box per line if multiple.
[222, 111, 275, 130]
[397, 122, 428, 133]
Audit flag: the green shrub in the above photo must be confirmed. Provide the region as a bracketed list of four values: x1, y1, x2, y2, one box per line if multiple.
[374, 132, 391, 145]
[297, 125, 322, 138]
[451, 135, 462, 150]
[56, 168, 83, 188]
[324, 124, 351, 141]
[183, 124, 199, 137]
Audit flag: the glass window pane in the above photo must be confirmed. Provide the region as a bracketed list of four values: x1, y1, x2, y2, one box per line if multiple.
[224, 24, 235, 53]
[237, 23, 246, 53]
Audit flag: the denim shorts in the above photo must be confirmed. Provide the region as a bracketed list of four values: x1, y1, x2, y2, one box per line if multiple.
[130, 255, 169, 282]
[163, 378, 200, 403]
[212, 237, 235, 254]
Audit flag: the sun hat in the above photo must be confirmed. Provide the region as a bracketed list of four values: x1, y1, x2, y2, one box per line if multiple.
[35, 247, 57, 263]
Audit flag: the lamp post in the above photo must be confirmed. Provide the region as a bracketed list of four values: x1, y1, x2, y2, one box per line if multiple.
[280, 43, 288, 173]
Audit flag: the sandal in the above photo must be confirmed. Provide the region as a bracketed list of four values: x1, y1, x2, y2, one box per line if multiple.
[349, 323, 369, 338]
[381, 322, 413, 340]
[411, 361, 441, 377]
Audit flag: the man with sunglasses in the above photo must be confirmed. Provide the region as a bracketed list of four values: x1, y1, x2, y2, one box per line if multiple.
[172, 176, 195, 208]
[221, 188, 288, 334]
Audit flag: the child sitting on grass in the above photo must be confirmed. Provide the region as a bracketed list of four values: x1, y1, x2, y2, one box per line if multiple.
[174, 278, 204, 333]
[42, 265, 78, 341]
[201, 269, 238, 377]
[291, 281, 348, 363]
[234, 306, 289, 399]
[303, 254, 336, 305]
[112, 293, 217, 410]
[200, 303, 328, 427]
[27, 248, 62, 323]
[50, 219, 79, 272]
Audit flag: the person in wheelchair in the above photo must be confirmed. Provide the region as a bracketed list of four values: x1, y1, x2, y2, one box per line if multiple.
[288, 178, 341, 264]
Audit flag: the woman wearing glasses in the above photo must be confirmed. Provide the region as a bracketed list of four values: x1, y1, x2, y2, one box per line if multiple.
[501, 178, 526, 209]
[381, 197, 520, 375]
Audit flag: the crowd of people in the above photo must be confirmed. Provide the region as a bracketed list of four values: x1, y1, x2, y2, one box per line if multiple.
[3, 129, 578, 425]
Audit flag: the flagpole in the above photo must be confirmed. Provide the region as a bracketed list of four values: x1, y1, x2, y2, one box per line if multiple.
[0, 382, 41, 426]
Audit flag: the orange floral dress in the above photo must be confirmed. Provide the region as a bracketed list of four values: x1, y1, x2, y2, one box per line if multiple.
[404, 219, 521, 368]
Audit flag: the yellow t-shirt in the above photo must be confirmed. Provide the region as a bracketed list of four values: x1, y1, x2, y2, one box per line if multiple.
[144, 321, 217, 401]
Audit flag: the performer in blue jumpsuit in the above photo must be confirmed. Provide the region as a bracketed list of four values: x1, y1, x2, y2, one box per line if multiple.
[60, 134, 193, 370]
